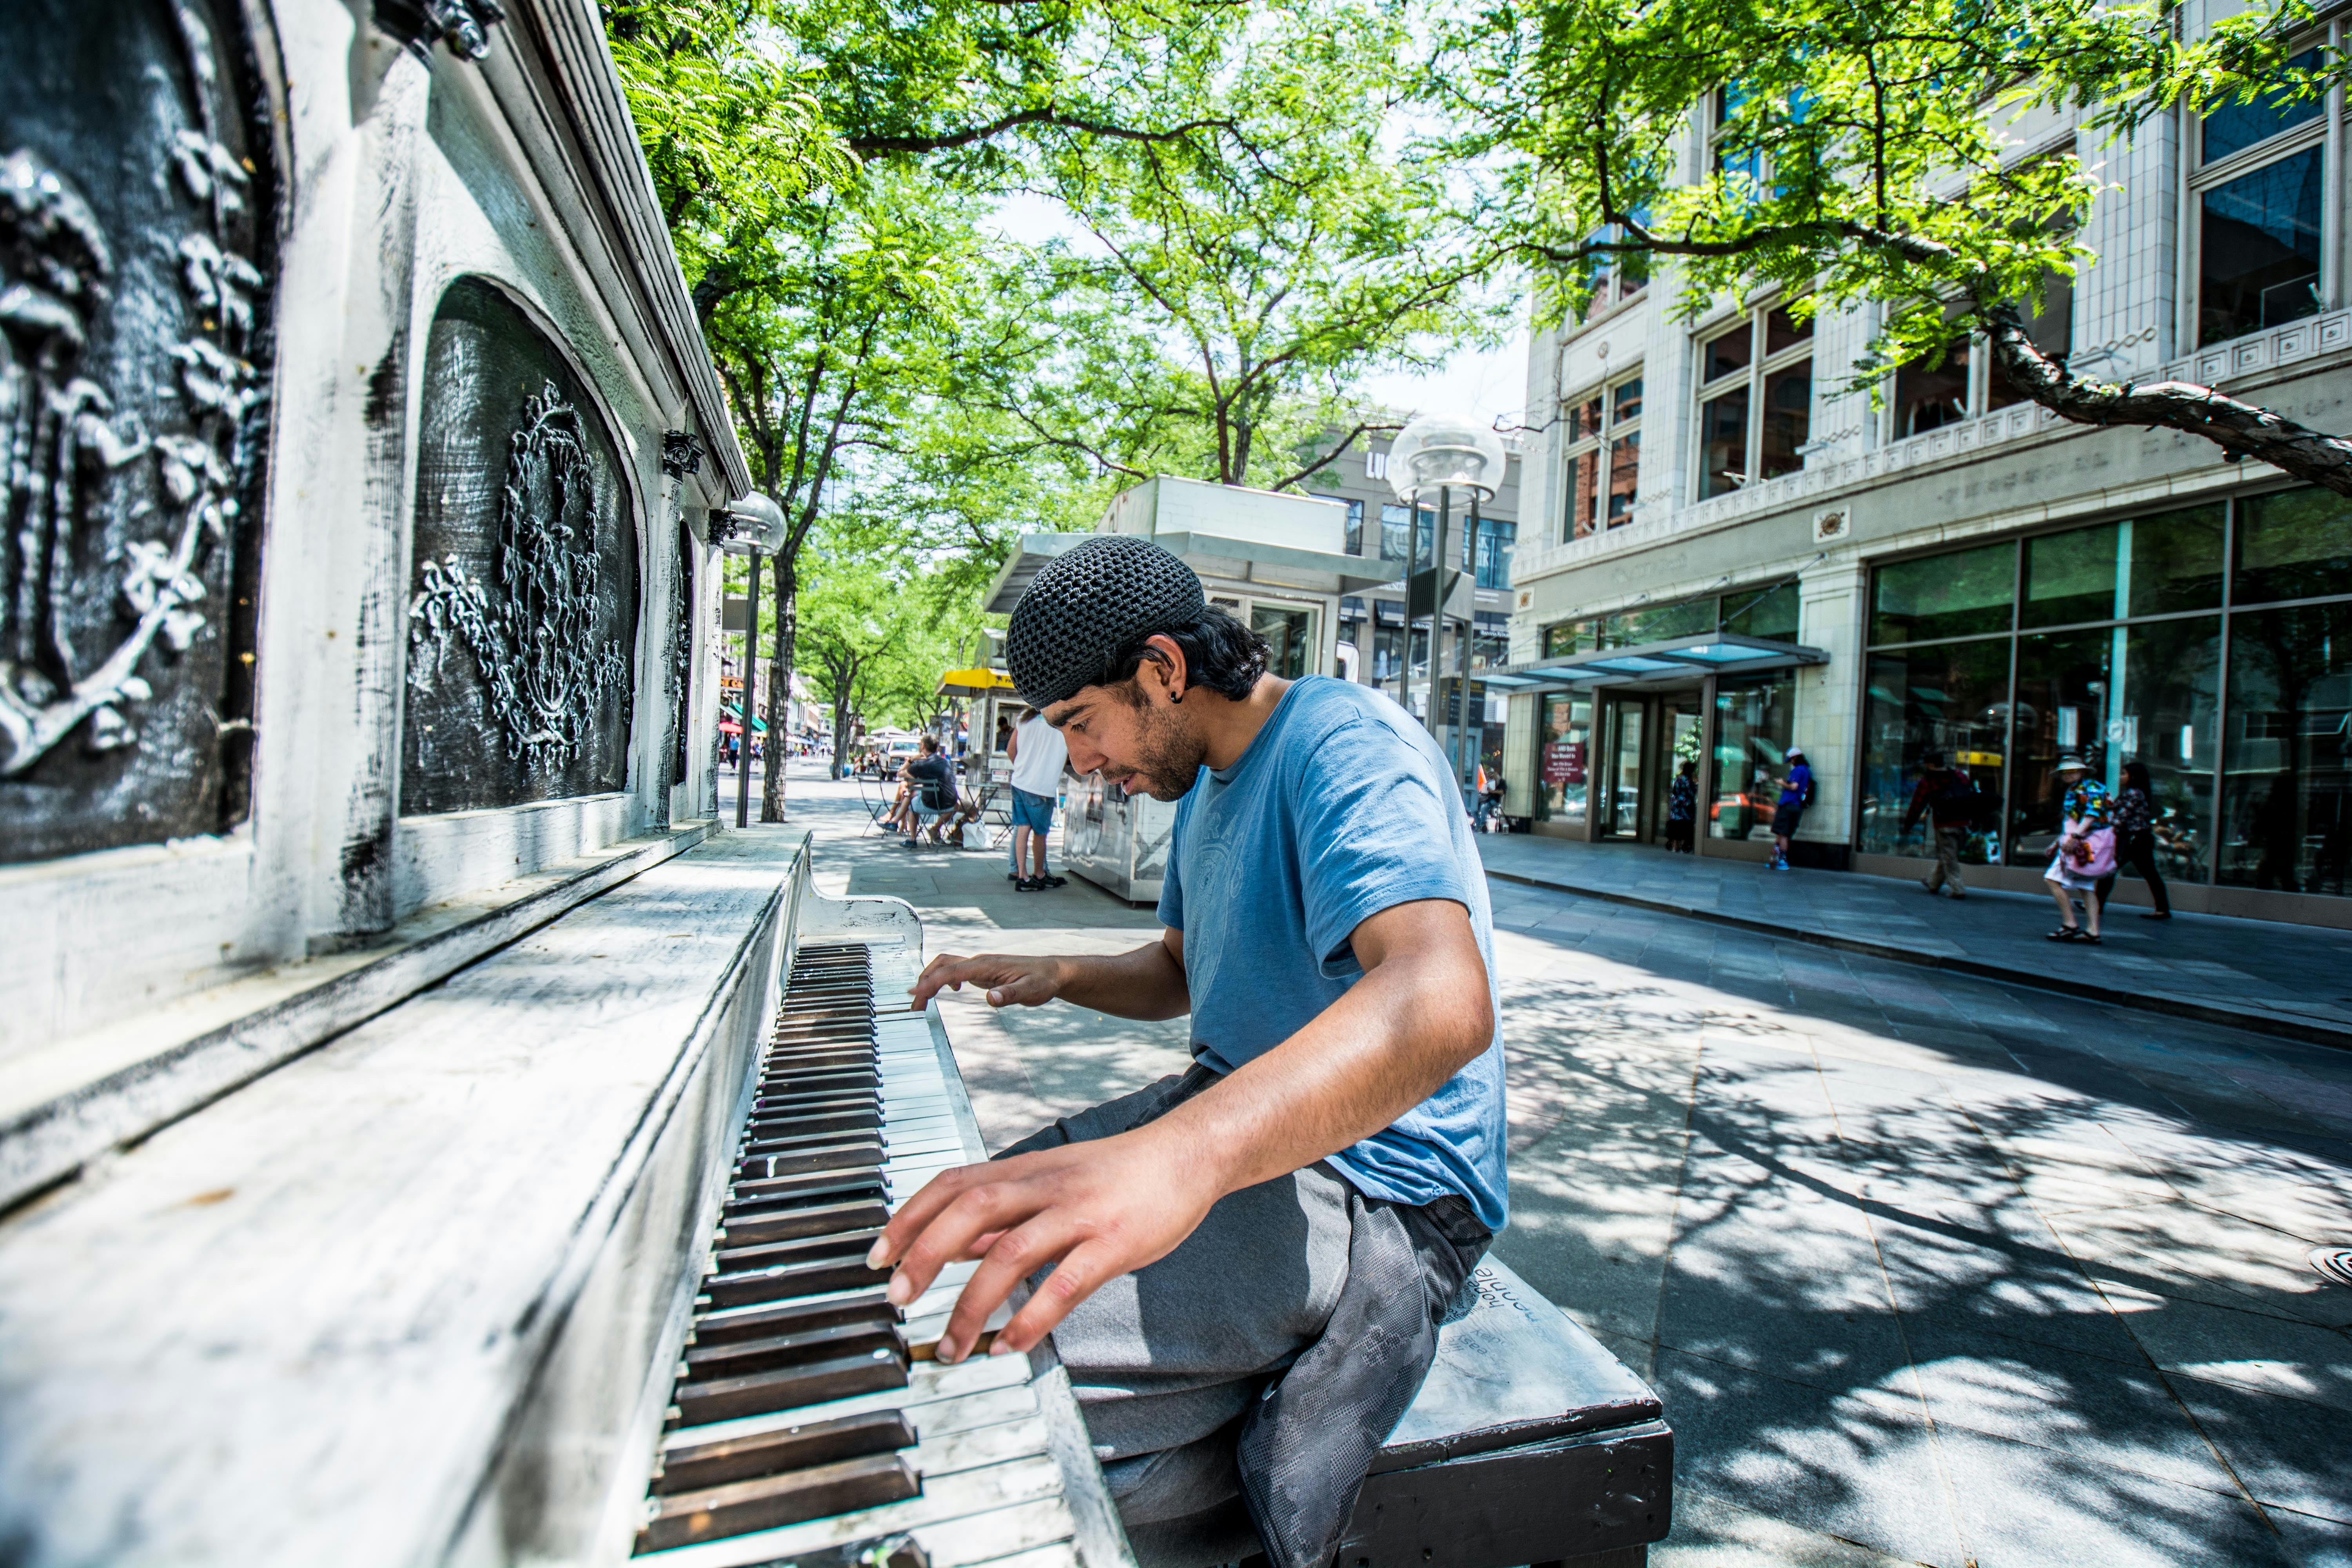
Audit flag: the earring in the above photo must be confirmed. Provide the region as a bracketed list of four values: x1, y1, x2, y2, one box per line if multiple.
[1169, 689, 1183, 704]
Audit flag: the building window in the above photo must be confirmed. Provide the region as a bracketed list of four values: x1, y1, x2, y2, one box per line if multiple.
[1711, 84, 1764, 192]
[1577, 224, 1651, 323]
[1856, 490, 2352, 898]
[1474, 515, 1516, 589]
[1324, 497, 1363, 555]
[1561, 371, 1643, 541]
[1694, 305, 1811, 499]
[2195, 47, 2325, 347]
[1378, 500, 1434, 564]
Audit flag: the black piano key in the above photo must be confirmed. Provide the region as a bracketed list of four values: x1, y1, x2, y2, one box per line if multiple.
[720, 1199, 890, 1247]
[635, 1451, 920, 1553]
[735, 1140, 882, 1181]
[670, 1345, 908, 1429]
[683, 1318, 906, 1381]
[760, 1053, 875, 1076]
[759, 1071, 877, 1093]
[691, 1289, 893, 1344]
[746, 1109, 881, 1140]
[715, 1226, 878, 1274]
[653, 1410, 916, 1497]
[741, 1129, 886, 1163]
[726, 1172, 887, 1209]
[704, 1251, 891, 1308]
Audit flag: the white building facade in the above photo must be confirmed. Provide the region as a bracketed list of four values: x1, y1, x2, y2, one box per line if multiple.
[1505, 31, 2352, 928]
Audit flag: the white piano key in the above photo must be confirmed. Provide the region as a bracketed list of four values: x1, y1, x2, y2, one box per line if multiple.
[634, 1455, 1069, 1568]
[915, 1413, 1052, 1477]
[958, 1535, 1083, 1568]
[917, 1503, 1085, 1568]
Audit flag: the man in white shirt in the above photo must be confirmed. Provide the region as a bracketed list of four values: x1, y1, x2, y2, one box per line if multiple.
[1005, 706, 1070, 891]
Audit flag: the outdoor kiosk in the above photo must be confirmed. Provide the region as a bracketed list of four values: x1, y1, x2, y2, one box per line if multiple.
[984, 477, 1393, 901]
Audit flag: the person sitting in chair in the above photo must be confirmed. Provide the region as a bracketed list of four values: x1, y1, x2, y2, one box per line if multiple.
[900, 736, 958, 849]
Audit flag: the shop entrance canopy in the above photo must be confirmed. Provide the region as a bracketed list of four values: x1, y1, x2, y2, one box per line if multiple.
[937, 666, 1016, 698]
[1476, 632, 1828, 693]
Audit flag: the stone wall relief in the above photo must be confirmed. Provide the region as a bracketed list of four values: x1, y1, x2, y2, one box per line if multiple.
[407, 383, 629, 773]
[0, 0, 268, 800]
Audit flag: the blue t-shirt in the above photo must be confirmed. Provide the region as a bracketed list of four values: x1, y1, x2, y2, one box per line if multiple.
[1778, 763, 1813, 809]
[1155, 677, 1508, 1231]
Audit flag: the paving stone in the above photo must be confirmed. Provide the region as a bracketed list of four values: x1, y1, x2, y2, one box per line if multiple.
[1652, 1486, 1924, 1568]
[1898, 1321, 2244, 1491]
[1932, 1422, 2292, 1568]
[1651, 1350, 1965, 1567]
[2165, 1370, 2352, 1523]
[2102, 1283, 2352, 1407]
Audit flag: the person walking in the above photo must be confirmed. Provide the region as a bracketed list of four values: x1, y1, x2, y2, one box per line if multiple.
[1768, 746, 1813, 870]
[1903, 750, 1976, 898]
[1006, 704, 1071, 891]
[2042, 753, 2115, 942]
[2102, 759, 2172, 919]
[1664, 759, 1697, 853]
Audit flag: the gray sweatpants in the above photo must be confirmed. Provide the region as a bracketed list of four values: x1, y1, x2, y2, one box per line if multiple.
[997, 1072, 1354, 1528]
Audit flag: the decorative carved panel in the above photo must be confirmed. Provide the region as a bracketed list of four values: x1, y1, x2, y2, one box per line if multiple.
[0, 0, 275, 864]
[401, 279, 639, 816]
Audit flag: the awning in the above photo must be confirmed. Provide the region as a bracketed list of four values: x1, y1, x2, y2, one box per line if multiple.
[722, 703, 767, 733]
[984, 530, 1398, 615]
[938, 666, 1016, 697]
[1479, 632, 1829, 693]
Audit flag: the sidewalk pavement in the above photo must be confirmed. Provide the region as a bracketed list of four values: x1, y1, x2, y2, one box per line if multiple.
[1477, 834, 2352, 1051]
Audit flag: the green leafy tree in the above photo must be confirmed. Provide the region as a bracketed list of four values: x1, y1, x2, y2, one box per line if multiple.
[980, 0, 1510, 491]
[1444, 0, 2352, 491]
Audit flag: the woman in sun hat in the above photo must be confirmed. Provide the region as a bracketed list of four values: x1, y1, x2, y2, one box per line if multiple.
[2042, 753, 2116, 943]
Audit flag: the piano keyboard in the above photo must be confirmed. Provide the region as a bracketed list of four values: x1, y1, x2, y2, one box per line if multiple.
[635, 938, 1130, 1568]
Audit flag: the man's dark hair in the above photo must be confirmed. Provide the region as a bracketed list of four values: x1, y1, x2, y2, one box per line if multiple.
[1921, 749, 1946, 769]
[919, 735, 939, 754]
[1106, 604, 1269, 703]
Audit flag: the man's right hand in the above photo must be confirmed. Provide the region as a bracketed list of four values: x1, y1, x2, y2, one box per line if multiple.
[912, 952, 1066, 1011]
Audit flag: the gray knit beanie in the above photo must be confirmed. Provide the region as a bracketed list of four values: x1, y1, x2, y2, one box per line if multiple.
[1005, 535, 1206, 707]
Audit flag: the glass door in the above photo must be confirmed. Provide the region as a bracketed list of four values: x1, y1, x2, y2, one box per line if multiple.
[1605, 699, 1645, 837]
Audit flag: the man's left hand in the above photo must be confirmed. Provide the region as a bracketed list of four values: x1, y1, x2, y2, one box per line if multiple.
[865, 1120, 1217, 1363]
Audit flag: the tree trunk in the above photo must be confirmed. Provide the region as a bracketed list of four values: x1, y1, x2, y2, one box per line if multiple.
[828, 665, 858, 781]
[760, 552, 797, 823]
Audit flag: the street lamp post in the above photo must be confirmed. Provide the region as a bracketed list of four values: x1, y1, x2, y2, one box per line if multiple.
[1385, 412, 1507, 807]
[713, 492, 787, 828]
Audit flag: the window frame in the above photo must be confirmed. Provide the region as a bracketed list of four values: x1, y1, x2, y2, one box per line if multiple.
[1692, 301, 1813, 500]
[1559, 369, 1645, 542]
[2185, 35, 2332, 349]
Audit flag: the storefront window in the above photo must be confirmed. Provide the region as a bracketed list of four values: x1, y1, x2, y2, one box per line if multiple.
[2235, 486, 2352, 606]
[1853, 491, 2347, 899]
[1857, 639, 2011, 860]
[1720, 580, 1800, 641]
[1251, 603, 1315, 679]
[1711, 673, 1793, 840]
[2127, 504, 2227, 616]
[2125, 617, 2222, 884]
[2010, 628, 2114, 866]
[1871, 541, 2015, 644]
[2220, 601, 2352, 893]
[2022, 523, 2122, 628]
[1621, 597, 1716, 644]
[1536, 693, 1593, 826]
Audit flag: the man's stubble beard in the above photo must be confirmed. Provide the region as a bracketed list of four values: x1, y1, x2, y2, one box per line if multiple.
[1127, 695, 1208, 801]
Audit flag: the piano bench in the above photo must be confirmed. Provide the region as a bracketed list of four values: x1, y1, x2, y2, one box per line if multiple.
[1333, 1257, 1671, 1568]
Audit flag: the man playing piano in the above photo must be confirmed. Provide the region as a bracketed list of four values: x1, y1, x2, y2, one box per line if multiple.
[878, 535, 1506, 1568]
